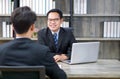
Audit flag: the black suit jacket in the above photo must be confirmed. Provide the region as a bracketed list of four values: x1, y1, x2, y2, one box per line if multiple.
[0, 38, 67, 79]
[38, 27, 76, 59]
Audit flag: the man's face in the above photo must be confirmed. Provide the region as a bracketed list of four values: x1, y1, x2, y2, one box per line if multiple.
[47, 12, 63, 32]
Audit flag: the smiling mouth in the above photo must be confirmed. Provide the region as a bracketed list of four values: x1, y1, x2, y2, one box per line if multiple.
[50, 25, 56, 28]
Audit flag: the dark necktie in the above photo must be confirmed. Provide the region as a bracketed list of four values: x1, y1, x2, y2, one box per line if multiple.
[53, 33, 58, 48]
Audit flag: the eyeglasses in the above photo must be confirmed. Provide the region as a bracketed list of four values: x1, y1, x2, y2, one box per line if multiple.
[48, 18, 60, 22]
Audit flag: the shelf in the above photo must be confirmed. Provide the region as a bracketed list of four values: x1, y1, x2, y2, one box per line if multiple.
[63, 14, 70, 16]
[0, 37, 37, 41]
[37, 14, 70, 17]
[0, 14, 70, 17]
[76, 38, 120, 41]
[37, 14, 46, 17]
[0, 38, 14, 41]
[0, 14, 11, 17]
[0, 37, 119, 41]
[73, 14, 120, 17]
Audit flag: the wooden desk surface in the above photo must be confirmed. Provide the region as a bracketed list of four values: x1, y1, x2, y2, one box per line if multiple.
[58, 59, 120, 79]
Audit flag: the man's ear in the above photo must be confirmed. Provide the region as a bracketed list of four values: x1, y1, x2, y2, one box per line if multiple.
[61, 18, 63, 22]
[12, 24, 15, 31]
[60, 18, 63, 24]
[31, 24, 35, 31]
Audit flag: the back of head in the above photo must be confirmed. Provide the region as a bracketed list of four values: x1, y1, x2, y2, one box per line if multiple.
[11, 6, 37, 34]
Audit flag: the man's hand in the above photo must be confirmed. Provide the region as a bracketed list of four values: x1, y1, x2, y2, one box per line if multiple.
[53, 55, 61, 62]
[60, 54, 68, 61]
[53, 54, 68, 62]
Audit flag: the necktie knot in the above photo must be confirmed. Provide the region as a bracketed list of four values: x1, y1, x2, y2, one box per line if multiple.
[53, 33, 58, 48]
[53, 33, 57, 38]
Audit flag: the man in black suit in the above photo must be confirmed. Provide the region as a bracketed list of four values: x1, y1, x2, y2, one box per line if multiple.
[0, 6, 67, 79]
[38, 9, 76, 62]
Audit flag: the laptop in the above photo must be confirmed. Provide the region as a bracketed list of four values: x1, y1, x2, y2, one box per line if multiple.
[62, 42, 100, 64]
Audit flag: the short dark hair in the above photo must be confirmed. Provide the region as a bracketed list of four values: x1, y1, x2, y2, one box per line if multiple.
[11, 6, 37, 34]
[47, 9, 63, 19]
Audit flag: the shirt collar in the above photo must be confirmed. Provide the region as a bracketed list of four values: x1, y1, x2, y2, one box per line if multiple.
[51, 29, 60, 35]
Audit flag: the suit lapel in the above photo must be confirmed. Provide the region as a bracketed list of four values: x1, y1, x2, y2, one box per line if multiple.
[47, 28, 56, 50]
[57, 28, 65, 49]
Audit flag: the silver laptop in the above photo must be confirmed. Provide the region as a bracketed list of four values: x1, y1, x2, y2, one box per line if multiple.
[62, 42, 100, 64]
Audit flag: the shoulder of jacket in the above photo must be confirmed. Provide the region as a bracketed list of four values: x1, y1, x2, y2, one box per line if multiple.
[61, 27, 72, 32]
[38, 28, 47, 33]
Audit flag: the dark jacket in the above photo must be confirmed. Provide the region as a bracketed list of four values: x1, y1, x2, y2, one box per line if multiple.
[0, 38, 67, 79]
[38, 27, 76, 59]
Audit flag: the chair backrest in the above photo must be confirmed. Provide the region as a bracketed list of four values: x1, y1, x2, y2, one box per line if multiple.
[0, 66, 45, 79]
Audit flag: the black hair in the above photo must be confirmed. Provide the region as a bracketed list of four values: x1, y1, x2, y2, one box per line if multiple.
[11, 6, 37, 34]
[47, 8, 63, 19]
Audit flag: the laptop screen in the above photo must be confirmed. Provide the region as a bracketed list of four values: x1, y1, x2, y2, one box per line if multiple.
[64, 42, 100, 64]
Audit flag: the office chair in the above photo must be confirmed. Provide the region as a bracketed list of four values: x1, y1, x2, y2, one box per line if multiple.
[0, 66, 45, 79]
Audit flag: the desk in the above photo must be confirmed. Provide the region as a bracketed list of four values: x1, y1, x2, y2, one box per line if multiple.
[58, 59, 120, 79]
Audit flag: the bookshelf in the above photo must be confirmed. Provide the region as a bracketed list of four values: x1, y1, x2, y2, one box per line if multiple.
[0, 0, 120, 60]
[72, 0, 120, 60]
[0, 0, 70, 38]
